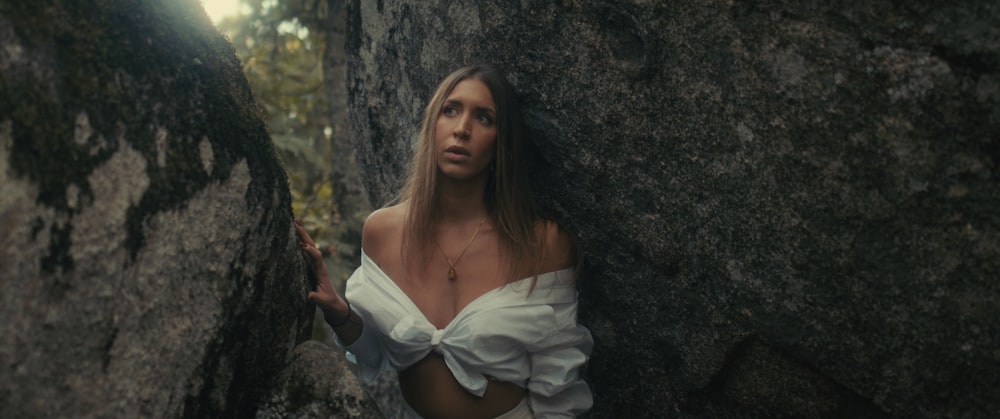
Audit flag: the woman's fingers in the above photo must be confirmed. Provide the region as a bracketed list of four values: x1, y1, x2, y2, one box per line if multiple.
[301, 243, 326, 273]
[294, 220, 315, 246]
[307, 279, 340, 309]
[295, 219, 341, 308]
[300, 241, 321, 257]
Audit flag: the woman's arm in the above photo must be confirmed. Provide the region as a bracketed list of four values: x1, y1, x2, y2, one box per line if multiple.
[526, 300, 594, 418]
[295, 219, 363, 344]
[527, 221, 593, 418]
[539, 220, 578, 273]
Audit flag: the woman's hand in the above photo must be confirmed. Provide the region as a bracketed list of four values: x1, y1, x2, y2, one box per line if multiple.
[294, 219, 349, 323]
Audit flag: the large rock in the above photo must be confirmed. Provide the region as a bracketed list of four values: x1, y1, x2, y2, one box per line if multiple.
[0, 1, 316, 417]
[345, 1, 1000, 417]
[257, 340, 383, 418]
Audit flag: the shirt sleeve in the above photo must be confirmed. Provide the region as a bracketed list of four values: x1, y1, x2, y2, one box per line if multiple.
[333, 304, 387, 383]
[525, 300, 594, 418]
[333, 267, 388, 384]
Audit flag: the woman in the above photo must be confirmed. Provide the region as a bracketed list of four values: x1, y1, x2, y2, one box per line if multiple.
[295, 64, 592, 418]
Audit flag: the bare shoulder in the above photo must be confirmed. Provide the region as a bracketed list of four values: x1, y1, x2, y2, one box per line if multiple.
[539, 220, 577, 273]
[362, 203, 406, 259]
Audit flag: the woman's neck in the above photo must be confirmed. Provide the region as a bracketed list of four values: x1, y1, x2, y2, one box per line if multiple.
[435, 175, 489, 224]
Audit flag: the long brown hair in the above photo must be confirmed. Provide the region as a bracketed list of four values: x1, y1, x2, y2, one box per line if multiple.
[397, 64, 544, 280]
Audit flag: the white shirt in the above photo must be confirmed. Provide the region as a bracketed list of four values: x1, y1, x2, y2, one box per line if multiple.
[338, 252, 593, 418]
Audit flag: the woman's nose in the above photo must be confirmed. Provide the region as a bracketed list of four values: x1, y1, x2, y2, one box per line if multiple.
[453, 115, 471, 139]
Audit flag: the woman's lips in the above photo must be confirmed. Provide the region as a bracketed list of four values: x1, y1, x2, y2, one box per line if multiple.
[444, 146, 470, 162]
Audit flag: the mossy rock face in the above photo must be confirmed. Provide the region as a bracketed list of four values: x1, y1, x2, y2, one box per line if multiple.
[0, 1, 314, 417]
[345, 1, 1000, 417]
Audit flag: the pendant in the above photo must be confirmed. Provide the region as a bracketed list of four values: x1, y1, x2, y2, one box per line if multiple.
[448, 267, 457, 281]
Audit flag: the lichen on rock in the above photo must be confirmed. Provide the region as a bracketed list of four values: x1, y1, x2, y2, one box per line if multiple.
[0, 0, 319, 417]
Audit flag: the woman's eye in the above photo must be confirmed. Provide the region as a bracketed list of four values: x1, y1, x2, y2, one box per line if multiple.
[442, 106, 457, 116]
[477, 113, 494, 124]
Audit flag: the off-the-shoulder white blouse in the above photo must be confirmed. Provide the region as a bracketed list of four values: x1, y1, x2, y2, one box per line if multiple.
[336, 252, 593, 418]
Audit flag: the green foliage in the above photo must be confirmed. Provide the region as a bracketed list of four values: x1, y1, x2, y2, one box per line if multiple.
[215, 0, 344, 254]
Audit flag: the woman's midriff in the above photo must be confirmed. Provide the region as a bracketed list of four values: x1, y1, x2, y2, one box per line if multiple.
[399, 353, 527, 419]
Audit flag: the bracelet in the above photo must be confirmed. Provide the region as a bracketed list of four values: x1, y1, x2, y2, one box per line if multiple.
[328, 301, 352, 328]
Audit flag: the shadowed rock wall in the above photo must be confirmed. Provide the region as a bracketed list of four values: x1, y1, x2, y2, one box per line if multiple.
[345, 1, 999, 417]
[257, 341, 382, 418]
[0, 1, 316, 417]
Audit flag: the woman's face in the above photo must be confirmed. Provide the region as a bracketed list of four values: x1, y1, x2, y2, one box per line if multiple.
[434, 78, 498, 181]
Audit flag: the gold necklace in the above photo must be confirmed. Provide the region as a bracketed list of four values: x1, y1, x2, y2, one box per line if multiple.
[437, 216, 488, 281]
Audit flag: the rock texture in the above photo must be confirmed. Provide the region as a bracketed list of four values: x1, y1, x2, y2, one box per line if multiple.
[345, 1, 1000, 417]
[257, 341, 382, 418]
[0, 1, 316, 417]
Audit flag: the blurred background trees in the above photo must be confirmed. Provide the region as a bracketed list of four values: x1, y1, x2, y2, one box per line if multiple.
[211, 0, 367, 300]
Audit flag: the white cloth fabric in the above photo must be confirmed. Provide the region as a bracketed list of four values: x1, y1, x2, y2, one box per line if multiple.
[400, 396, 533, 419]
[494, 397, 533, 419]
[336, 252, 593, 418]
